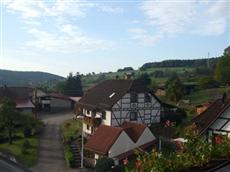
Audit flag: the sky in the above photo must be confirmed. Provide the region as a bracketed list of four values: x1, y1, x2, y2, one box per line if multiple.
[0, 0, 229, 77]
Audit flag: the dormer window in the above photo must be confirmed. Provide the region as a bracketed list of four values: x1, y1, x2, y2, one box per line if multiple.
[130, 92, 137, 103]
[87, 110, 90, 115]
[145, 93, 151, 103]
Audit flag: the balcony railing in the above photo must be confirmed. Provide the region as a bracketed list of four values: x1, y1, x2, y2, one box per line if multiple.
[83, 116, 102, 127]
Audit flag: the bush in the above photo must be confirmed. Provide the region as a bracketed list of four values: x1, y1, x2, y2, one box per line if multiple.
[64, 145, 75, 168]
[24, 127, 32, 137]
[21, 139, 30, 154]
[95, 157, 114, 172]
[199, 76, 219, 89]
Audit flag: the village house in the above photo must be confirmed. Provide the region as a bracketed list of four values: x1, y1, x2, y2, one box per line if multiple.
[76, 79, 161, 137]
[84, 121, 156, 166]
[0, 86, 35, 115]
[193, 95, 230, 141]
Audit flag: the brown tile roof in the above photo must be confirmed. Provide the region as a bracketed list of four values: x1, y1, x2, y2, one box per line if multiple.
[0, 87, 35, 108]
[0, 87, 33, 100]
[84, 125, 123, 155]
[120, 121, 146, 143]
[192, 98, 230, 135]
[84, 122, 149, 155]
[77, 79, 159, 110]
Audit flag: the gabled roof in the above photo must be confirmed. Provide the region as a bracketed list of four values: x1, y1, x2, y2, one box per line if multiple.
[192, 98, 230, 135]
[84, 125, 123, 155]
[0, 87, 33, 100]
[77, 79, 159, 110]
[84, 122, 149, 155]
[0, 87, 35, 109]
[121, 121, 146, 143]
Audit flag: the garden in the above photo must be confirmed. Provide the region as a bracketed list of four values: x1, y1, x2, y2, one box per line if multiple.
[0, 98, 43, 167]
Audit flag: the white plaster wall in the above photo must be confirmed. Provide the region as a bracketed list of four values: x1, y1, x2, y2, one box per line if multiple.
[108, 129, 156, 158]
[108, 131, 134, 158]
[101, 111, 111, 125]
[136, 128, 155, 146]
[83, 123, 92, 135]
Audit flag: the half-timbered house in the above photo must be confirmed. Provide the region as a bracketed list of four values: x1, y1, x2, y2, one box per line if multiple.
[193, 96, 230, 140]
[76, 79, 161, 136]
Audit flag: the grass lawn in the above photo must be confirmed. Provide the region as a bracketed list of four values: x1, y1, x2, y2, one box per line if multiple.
[0, 136, 39, 167]
[61, 119, 82, 142]
[183, 87, 230, 105]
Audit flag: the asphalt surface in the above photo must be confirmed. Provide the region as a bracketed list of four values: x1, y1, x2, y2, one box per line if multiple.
[0, 158, 27, 172]
[31, 111, 78, 172]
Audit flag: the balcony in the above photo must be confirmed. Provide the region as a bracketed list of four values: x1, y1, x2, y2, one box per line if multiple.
[83, 116, 102, 127]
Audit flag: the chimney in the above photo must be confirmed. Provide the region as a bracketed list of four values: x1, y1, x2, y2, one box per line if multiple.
[124, 72, 133, 80]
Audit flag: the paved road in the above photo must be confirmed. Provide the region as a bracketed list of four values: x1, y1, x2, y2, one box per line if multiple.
[0, 158, 27, 172]
[31, 111, 78, 172]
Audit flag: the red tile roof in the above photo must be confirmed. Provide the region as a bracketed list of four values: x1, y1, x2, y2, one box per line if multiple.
[15, 99, 35, 108]
[192, 98, 230, 135]
[84, 122, 150, 155]
[84, 125, 123, 155]
[120, 121, 146, 143]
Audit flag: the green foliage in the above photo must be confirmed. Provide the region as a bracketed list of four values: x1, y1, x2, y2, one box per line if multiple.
[63, 144, 75, 168]
[63, 72, 83, 96]
[95, 157, 114, 172]
[0, 69, 63, 87]
[117, 67, 134, 72]
[215, 46, 230, 84]
[61, 119, 82, 143]
[161, 107, 187, 124]
[0, 99, 20, 144]
[21, 139, 30, 154]
[0, 137, 39, 167]
[165, 74, 184, 102]
[130, 125, 228, 172]
[198, 76, 219, 89]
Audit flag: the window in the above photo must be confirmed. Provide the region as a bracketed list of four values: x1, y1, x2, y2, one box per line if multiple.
[86, 125, 90, 130]
[130, 92, 137, 103]
[87, 110, 90, 115]
[145, 93, 151, 103]
[102, 111, 106, 120]
[130, 112, 137, 121]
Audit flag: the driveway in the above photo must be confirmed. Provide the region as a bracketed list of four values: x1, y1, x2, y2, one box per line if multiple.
[31, 111, 79, 172]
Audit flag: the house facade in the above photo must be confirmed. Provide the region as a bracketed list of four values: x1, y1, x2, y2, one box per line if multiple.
[84, 121, 156, 166]
[193, 97, 230, 140]
[76, 80, 161, 137]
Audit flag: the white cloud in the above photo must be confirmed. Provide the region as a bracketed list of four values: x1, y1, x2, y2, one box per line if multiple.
[128, 28, 162, 46]
[26, 28, 114, 53]
[141, 1, 196, 35]
[131, 0, 230, 46]
[5, 0, 115, 53]
[97, 5, 123, 14]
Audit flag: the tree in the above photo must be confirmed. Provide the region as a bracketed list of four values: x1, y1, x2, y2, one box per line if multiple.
[0, 99, 20, 144]
[137, 73, 151, 87]
[63, 73, 83, 96]
[95, 157, 114, 172]
[165, 74, 184, 102]
[198, 76, 219, 89]
[215, 46, 230, 84]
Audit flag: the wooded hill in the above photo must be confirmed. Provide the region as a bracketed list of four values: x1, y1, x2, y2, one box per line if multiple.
[0, 69, 64, 86]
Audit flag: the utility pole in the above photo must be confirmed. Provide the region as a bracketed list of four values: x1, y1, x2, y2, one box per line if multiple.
[81, 125, 84, 169]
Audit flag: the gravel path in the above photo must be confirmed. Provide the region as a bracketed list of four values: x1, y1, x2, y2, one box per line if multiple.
[31, 111, 79, 172]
